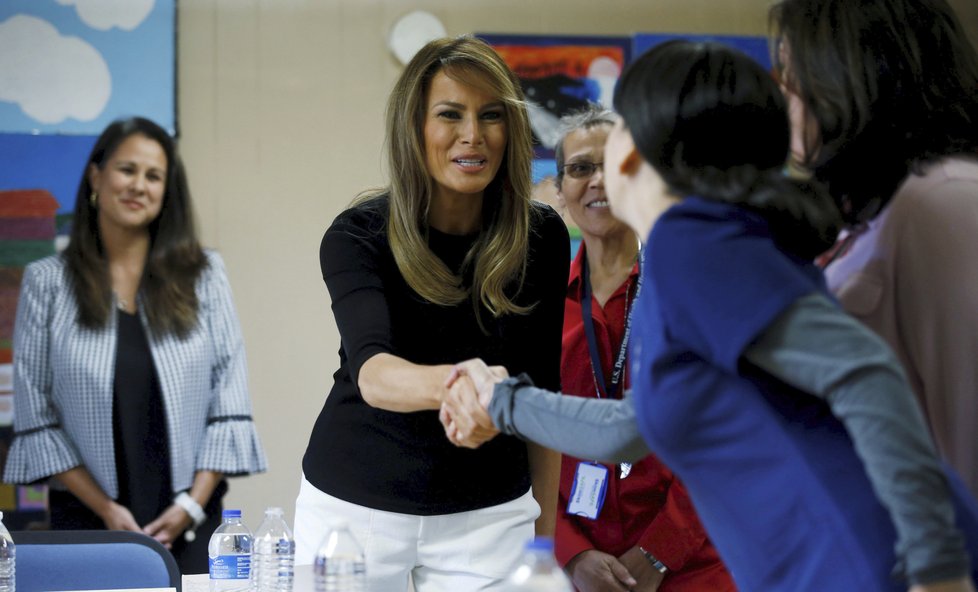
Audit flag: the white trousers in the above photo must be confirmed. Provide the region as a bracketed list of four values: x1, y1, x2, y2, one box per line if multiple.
[294, 474, 539, 592]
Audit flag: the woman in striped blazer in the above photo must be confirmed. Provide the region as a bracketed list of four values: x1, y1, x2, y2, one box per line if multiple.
[2, 117, 267, 573]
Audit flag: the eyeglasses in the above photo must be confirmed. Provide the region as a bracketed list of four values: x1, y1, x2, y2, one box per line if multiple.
[562, 161, 604, 179]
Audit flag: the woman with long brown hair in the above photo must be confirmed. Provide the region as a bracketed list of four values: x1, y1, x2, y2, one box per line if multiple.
[4, 116, 267, 573]
[294, 36, 568, 590]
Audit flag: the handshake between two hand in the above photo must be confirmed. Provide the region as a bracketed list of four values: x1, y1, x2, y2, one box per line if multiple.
[439, 358, 510, 449]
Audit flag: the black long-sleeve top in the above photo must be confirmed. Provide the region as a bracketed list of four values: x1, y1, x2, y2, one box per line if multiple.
[302, 196, 569, 514]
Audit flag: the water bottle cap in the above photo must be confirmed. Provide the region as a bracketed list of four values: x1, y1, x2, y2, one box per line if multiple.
[264, 507, 284, 516]
[222, 509, 242, 519]
[525, 537, 555, 552]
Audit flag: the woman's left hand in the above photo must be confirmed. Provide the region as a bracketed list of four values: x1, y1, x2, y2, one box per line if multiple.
[143, 504, 193, 548]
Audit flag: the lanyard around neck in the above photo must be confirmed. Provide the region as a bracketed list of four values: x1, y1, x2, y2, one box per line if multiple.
[580, 252, 642, 400]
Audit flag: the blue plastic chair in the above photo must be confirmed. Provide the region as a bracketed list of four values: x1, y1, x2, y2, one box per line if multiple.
[11, 529, 181, 591]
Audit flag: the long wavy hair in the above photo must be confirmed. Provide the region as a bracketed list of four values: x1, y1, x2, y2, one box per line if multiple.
[65, 117, 206, 337]
[770, 0, 978, 223]
[614, 40, 842, 260]
[361, 35, 535, 320]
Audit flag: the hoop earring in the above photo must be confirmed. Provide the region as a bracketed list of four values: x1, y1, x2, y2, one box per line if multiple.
[90, 191, 98, 207]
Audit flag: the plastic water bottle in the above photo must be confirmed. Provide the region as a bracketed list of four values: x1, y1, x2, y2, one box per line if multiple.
[503, 538, 572, 591]
[313, 521, 365, 592]
[252, 507, 295, 592]
[208, 509, 253, 592]
[0, 511, 14, 592]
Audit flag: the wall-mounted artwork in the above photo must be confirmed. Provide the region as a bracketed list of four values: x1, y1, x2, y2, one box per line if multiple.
[0, 0, 175, 134]
[477, 34, 631, 160]
[0, 0, 177, 213]
[477, 34, 631, 257]
[0, 0, 176, 529]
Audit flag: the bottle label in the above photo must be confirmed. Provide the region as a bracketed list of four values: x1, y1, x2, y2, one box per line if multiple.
[209, 555, 251, 579]
[276, 539, 296, 554]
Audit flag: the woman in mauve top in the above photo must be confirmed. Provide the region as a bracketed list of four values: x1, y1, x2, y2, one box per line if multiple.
[772, 0, 978, 498]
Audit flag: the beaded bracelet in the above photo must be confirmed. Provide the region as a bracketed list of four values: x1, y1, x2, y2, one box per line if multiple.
[174, 491, 207, 542]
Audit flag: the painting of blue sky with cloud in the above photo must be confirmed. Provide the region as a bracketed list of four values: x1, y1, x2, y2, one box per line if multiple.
[0, 0, 175, 217]
[0, 1, 178, 527]
[0, 0, 175, 135]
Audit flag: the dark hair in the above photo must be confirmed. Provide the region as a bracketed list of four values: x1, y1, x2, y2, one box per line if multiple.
[613, 39, 841, 259]
[65, 116, 206, 337]
[771, 0, 978, 223]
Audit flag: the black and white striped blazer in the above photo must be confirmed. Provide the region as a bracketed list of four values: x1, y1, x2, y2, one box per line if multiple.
[3, 251, 267, 498]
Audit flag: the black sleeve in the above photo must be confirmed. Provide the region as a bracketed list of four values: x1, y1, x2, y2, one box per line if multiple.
[520, 204, 570, 392]
[319, 203, 392, 389]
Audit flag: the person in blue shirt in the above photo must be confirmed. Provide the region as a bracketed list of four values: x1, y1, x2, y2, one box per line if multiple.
[439, 40, 978, 592]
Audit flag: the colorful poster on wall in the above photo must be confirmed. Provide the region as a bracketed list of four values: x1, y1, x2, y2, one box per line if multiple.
[477, 34, 630, 256]
[0, 0, 176, 134]
[477, 34, 631, 160]
[0, 0, 178, 211]
[0, 0, 177, 529]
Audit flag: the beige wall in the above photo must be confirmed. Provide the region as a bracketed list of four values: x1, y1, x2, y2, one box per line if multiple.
[176, 0, 978, 530]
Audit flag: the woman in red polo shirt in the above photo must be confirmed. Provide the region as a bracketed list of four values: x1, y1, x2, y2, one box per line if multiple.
[550, 104, 734, 592]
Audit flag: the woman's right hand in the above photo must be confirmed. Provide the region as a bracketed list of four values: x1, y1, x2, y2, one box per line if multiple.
[98, 500, 142, 532]
[440, 359, 509, 448]
[56, 466, 141, 532]
[446, 358, 509, 407]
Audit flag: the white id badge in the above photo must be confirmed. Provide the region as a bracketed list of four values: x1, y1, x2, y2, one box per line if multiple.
[566, 462, 609, 520]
